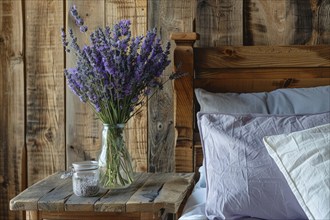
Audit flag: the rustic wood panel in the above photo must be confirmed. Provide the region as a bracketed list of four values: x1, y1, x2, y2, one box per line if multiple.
[0, 1, 25, 220]
[195, 68, 330, 91]
[66, 1, 105, 168]
[313, 0, 330, 44]
[126, 173, 171, 212]
[105, 0, 148, 172]
[243, 0, 330, 45]
[65, 187, 108, 212]
[194, 78, 330, 93]
[25, 0, 65, 185]
[196, 0, 243, 47]
[195, 46, 330, 69]
[153, 173, 195, 213]
[39, 211, 150, 220]
[38, 178, 72, 212]
[10, 172, 66, 211]
[94, 173, 150, 212]
[196, 67, 330, 79]
[147, 0, 196, 173]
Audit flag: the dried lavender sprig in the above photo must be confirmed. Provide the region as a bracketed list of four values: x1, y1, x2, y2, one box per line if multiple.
[70, 5, 88, 33]
[61, 7, 173, 124]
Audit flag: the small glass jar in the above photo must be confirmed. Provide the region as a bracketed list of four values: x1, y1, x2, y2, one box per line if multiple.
[72, 161, 99, 197]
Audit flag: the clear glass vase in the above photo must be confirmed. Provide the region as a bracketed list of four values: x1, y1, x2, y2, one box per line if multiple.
[98, 124, 134, 189]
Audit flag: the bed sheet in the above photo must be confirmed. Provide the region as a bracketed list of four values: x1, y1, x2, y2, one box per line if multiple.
[179, 167, 269, 220]
[179, 179, 207, 220]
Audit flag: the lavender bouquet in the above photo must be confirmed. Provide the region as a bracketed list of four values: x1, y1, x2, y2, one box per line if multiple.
[61, 5, 175, 189]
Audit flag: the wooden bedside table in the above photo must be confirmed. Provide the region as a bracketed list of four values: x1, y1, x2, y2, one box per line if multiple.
[10, 172, 195, 220]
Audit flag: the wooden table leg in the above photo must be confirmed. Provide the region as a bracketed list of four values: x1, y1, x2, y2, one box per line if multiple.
[26, 211, 40, 220]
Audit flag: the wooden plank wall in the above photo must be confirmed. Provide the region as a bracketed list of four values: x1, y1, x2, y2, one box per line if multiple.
[0, 1, 25, 220]
[0, 1, 329, 219]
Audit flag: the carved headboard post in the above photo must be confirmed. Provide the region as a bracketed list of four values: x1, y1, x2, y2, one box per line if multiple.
[170, 32, 199, 172]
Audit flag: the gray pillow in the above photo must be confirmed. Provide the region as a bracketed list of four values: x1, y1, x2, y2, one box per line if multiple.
[195, 86, 330, 115]
[195, 88, 268, 114]
[267, 85, 330, 114]
[197, 112, 330, 219]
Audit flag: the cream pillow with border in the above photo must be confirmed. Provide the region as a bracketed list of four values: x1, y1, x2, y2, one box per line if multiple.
[263, 123, 330, 220]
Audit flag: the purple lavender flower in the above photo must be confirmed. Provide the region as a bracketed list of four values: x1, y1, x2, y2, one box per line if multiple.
[80, 25, 88, 33]
[61, 5, 174, 124]
[70, 5, 87, 33]
[70, 5, 78, 16]
[76, 17, 84, 26]
[60, 28, 70, 52]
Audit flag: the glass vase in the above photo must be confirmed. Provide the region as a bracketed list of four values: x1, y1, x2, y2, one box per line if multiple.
[98, 124, 134, 189]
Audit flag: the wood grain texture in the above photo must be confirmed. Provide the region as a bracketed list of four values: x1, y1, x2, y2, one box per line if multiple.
[243, 0, 330, 45]
[10, 172, 65, 211]
[196, 67, 330, 79]
[194, 78, 330, 93]
[105, 0, 148, 172]
[147, 0, 196, 173]
[0, 1, 25, 220]
[193, 45, 330, 94]
[312, 0, 330, 44]
[126, 173, 173, 212]
[94, 173, 149, 212]
[25, 0, 65, 185]
[153, 173, 195, 213]
[66, 1, 104, 168]
[39, 211, 151, 220]
[38, 177, 72, 212]
[64, 187, 108, 212]
[196, 0, 243, 47]
[194, 46, 330, 68]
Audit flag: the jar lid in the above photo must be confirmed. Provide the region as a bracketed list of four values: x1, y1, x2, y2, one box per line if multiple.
[72, 161, 98, 171]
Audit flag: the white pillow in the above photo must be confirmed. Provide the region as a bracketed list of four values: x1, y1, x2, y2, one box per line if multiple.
[267, 85, 330, 114]
[263, 123, 330, 220]
[195, 88, 268, 114]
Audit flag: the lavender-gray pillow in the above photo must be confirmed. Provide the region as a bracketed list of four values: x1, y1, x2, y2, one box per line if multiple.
[195, 88, 268, 114]
[267, 85, 330, 114]
[197, 112, 330, 219]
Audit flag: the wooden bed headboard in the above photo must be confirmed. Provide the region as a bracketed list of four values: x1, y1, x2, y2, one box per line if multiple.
[171, 32, 330, 173]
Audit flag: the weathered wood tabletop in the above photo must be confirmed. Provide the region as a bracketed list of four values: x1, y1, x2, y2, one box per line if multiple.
[10, 172, 195, 220]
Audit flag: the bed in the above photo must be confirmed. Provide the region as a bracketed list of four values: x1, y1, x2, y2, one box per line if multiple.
[170, 33, 330, 220]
